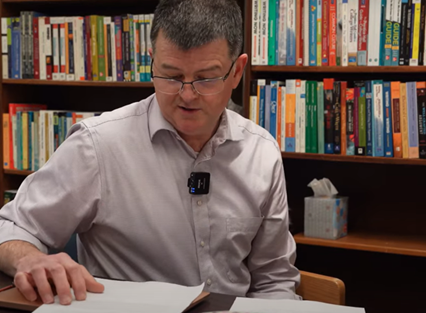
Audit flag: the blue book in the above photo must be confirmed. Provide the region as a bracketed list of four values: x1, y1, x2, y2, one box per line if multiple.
[258, 79, 266, 128]
[269, 81, 279, 139]
[286, 2, 296, 65]
[365, 81, 374, 156]
[265, 85, 271, 132]
[11, 17, 20, 79]
[28, 111, 34, 171]
[383, 82, 394, 157]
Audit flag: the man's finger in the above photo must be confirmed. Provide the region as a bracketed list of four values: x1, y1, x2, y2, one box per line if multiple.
[80, 266, 104, 293]
[14, 272, 38, 302]
[30, 267, 54, 304]
[48, 264, 72, 305]
[65, 263, 87, 301]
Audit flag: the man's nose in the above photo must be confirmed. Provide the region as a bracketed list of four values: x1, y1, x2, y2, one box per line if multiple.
[179, 83, 198, 102]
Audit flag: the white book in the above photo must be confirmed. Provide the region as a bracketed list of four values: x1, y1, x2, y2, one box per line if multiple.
[252, 0, 260, 65]
[260, 0, 269, 65]
[58, 18, 66, 80]
[348, 0, 358, 66]
[280, 86, 286, 151]
[303, 0, 310, 66]
[110, 20, 117, 82]
[2, 18, 8, 79]
[45, 19, 52, 80]
[278, 0, 287, 65]
[72, 17, 80, 80]
[39, 17, 46, 80]
[50, 17, 61, 80]
[300, 80, 306, 153]
[341, 0, 348, 66]
[76, 17, 85, 81]
[367, 0, 381, 65]
[287, 0, 296, 65]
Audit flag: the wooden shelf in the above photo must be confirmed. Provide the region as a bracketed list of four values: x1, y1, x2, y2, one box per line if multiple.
[2, 79, 154, 88]
[281, 152, 426, 165]
[294, 232, 426, 258]
[252, 65, 426, 73]
[4, 169, 34, 176]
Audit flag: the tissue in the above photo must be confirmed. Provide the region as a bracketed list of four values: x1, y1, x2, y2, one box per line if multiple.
[304, 178, 348, 240]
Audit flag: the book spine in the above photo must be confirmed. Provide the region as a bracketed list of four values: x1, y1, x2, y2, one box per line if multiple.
[268, 0, 276, 65]
[383, 81, 394, 157]
[97, 16, 105, 81]
[346, 88, 355, 155]
[12, 18, 21, 79]
[309, 0, 317, 66]
[407, 81, 419, 158]
[114, 16, 123, 82]
[45, 17, 52, 80]
[322, 0, 329, 66]
[285, 79, 296, 152]
[303, 0, 310, 65]
[270, 81, 278, 139]
[391, 81, 402, 158]
[287, 0, 296, 65]
[90, 16, 98, 81]
[400, 83, 409, 157]
[66, 17, 74, 81]
[317, 82, 325, 153]
[365, 81, 374, 156]
[358, 86, 367, 155]
[333, 81, 341, 154]
[340, 81, 347, 155]
[384, 0, 393, 65]
[329, 0, 337, 66]
[367, 0, 381, 65]
[373, 81, 384, 157]
[418, 0, 426, 65]
[260, 0, 269, 65]
[305, 81, 312, 153]
[3, 113, 10, 169]
[316, 0, 322, 66]
[354, 87, 360, 150]
[342, 0, 349, 66]
[410, 0, 421, 65]
[392, 0, 402, 65]
[311, 81, 318, 153]
[2, 18, 9, 79]
[280, 86, 287, 150]
[324, 78, 334, 153]
[357, 0, 369, 65]
[297, 0, 304, 65]
[59, 18, 66, 80]
[84, 16, 92, 81]
[416, 82, 426, 158]
[252, 0, 260, 65]
[348, 0, 358, 65]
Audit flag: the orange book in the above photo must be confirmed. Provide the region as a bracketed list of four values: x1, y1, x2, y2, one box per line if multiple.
[3, 114, 10, 169]
[285, 80, 296, 152]
[400, 83, 409, 158]
[340, 82, 347, 155]
[391, 81, 402, 158]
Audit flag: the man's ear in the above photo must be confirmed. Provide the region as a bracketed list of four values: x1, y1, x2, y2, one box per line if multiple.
[149, 48, 153, 58]
[231, 53, 248, 89]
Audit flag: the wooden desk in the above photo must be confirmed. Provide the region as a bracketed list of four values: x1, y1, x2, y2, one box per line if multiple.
[0, 272, 236, 313]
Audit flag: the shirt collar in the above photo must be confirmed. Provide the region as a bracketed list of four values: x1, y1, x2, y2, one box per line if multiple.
[148, 94, 244, 142]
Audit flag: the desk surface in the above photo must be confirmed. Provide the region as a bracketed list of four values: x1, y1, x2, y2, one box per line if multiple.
[0, 272, 236, 313]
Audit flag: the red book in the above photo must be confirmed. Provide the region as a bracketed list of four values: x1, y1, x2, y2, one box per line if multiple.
[329, 0, 337, 66]
[296, 0, 304, 66]
[85, 16, 92, 81]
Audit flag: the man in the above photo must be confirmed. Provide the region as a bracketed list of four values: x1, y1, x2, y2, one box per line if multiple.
[0, 0, 300, 305]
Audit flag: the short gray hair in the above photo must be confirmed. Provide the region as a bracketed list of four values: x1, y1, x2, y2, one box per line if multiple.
[151, 0, 243, 60]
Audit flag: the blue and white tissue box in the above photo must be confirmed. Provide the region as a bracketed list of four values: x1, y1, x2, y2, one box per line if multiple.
[304, 196, 348, 240]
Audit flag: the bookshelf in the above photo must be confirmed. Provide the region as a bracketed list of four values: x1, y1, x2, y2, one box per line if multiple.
[3, 79, 154, 88]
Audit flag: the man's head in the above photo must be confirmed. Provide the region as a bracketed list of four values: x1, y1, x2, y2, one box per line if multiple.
[150, 0, 248, 150]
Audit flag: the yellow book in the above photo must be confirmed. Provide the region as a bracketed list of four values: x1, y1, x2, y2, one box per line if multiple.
[22, 112, 28, 170]
[410, 0, 421, 65]
[400, 83, 409, 158]
[90, 16, 99, 81]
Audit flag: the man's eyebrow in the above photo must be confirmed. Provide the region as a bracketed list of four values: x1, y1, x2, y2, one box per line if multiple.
[160, 63, 222, 73]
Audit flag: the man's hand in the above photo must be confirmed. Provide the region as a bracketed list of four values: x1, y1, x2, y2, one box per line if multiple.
[14, 252, 104, 305]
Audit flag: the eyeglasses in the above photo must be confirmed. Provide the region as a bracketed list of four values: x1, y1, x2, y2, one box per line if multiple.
[151, 59, 236, 96]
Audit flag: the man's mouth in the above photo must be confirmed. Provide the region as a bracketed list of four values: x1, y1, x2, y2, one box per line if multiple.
[179, 106, 200, 112]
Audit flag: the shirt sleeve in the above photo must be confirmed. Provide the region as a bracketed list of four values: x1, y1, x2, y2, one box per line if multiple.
[246, 148, 301, 300]
[0, 123, 101, 252]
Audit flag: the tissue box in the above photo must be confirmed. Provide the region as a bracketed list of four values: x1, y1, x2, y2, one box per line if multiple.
[304, 196, 348, 240]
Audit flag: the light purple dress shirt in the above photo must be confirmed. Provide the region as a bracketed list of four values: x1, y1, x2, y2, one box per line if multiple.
[0, 94, 301, 299]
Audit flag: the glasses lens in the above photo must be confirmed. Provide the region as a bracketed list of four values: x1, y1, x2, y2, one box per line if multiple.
[193, 79, 224, 95]
[153, 78, 182, 94]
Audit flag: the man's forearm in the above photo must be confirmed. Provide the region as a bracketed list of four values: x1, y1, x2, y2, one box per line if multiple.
[0, 241, 44, 276]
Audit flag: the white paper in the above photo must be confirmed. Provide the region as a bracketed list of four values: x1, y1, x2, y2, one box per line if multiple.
[231, 297, 365, 313]
[34, 278, 204, 313]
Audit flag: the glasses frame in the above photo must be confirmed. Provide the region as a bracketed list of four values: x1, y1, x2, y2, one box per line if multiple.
[150, 59, 236, 95]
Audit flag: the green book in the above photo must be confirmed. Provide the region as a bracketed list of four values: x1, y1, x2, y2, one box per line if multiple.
[268, 0, 276, 65]
[305, 81, 312, 153]
[311, 81, 318, 153]
[97, 16, 106, 81]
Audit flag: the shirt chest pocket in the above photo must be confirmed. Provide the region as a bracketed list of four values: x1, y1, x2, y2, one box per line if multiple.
[224, 217, 264, 283]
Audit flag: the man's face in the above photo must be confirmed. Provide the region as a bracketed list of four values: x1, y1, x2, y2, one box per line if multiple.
[151, 31, 247, 141]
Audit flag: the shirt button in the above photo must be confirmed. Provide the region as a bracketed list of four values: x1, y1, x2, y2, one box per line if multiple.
[200, 241, 205, 247]
[206, 279, 212, 286]
[197, 200, 202, 206]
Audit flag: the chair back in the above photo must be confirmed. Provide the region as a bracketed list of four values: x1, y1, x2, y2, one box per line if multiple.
[296, 270, 345, 305]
